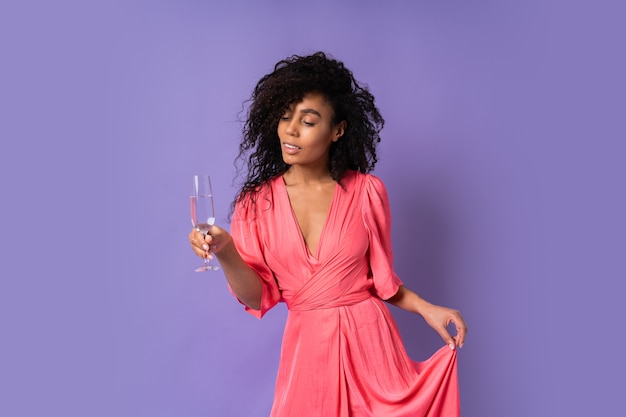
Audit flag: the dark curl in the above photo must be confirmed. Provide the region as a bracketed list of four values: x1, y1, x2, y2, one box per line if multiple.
[233, 51, 385, 210]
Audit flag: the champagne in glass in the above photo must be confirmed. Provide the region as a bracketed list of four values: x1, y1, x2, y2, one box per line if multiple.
[190, 175, 220, 272]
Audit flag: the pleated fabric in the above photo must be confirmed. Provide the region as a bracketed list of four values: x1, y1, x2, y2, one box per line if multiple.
[230, 171, 460, 417]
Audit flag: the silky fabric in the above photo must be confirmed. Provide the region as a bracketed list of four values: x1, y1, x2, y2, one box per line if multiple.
[230, 171, 460, 417]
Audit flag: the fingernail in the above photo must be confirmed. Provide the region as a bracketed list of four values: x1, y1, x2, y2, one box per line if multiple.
[449, 343, 455, 351]
[202, 244, 209, 250]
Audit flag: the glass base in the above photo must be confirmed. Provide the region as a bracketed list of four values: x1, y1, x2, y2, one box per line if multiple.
[195, 264, 220, 272]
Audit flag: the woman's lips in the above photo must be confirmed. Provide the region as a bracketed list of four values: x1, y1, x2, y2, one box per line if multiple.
[283, 142, 301, 154]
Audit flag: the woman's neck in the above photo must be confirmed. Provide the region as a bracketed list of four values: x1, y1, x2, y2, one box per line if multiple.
[282, 165, 333, 186]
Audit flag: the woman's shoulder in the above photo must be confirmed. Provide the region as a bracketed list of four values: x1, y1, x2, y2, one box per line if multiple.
[343, 170, 386, 192]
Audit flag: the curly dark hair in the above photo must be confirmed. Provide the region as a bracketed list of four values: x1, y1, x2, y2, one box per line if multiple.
[233, 51, 385, 211]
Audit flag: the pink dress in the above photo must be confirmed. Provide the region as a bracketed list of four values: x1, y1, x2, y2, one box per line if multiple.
[230, 171, 460, 417]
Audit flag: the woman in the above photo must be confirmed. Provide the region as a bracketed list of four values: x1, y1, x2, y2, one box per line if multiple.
[189, 51, 467, 416]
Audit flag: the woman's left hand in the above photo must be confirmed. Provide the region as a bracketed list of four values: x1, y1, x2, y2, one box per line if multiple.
[386, 286, 468, 350]
[420, 302, 467, 350]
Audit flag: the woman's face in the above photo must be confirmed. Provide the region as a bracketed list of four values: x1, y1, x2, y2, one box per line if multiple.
[277, 92, 345, 169]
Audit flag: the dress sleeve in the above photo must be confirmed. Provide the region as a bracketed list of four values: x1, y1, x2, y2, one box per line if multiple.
[229, 198, 282, 318]
[362, 175, 403, 300]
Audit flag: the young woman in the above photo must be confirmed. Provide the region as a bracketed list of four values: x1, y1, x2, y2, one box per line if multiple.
[189, 51, 467, 417]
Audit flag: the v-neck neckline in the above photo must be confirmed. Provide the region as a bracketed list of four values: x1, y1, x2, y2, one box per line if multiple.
[278, 176, 340, 261]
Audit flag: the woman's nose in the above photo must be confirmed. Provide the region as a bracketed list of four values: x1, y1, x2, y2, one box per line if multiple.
[284, 119, 298, 136]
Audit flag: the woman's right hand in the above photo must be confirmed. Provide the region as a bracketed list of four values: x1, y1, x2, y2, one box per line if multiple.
[188, 225, 232, 260]
[189, 224, 262, 309]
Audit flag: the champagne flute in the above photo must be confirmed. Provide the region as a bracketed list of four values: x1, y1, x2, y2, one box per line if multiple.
[190, 175, 220, 271]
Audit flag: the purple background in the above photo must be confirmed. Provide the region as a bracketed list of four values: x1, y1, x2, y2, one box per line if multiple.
[2, 1, 625, 416]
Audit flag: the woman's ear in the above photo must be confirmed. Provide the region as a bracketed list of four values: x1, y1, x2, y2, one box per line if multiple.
[333, 121, 347, 142]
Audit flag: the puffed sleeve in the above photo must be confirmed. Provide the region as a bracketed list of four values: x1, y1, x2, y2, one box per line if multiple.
[362, 175, 403, 300]
[230, 197, 282, 318]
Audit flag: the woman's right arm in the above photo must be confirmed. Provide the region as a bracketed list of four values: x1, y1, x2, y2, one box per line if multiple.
[189, 227, 262, 310]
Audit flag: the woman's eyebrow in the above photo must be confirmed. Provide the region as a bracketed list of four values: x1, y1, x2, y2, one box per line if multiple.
[299, 108, 322, 117]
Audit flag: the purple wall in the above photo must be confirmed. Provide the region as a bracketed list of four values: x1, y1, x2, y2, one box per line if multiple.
[3, 1, 625, 416]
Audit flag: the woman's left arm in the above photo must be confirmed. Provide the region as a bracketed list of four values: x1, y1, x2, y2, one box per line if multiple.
[386, 285, 468, 350]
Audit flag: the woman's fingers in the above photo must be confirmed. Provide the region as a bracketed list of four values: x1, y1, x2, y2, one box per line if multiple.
[449, 311, 468, 348]
[188, 225, 232, 260]
[189, 229, 210, 258]
[425, 306, 468, 350]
